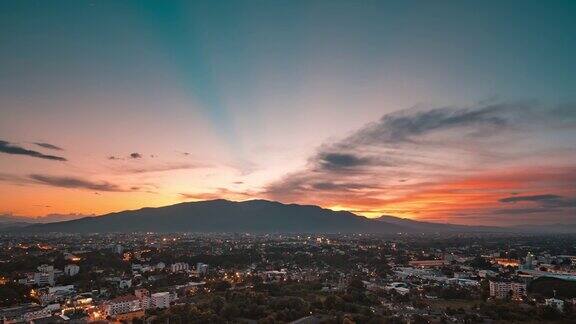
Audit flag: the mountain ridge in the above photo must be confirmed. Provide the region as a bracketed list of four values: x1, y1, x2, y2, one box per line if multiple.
[5, 199, 513, 234]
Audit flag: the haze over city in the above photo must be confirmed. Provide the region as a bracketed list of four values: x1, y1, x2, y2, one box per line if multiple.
[1, 1, 575, 226]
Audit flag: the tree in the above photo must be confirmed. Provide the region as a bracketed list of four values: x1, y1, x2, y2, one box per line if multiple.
[0, 282, 31, 306]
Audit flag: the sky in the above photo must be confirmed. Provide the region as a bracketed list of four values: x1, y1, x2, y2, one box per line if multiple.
[1, 1, 575, 226]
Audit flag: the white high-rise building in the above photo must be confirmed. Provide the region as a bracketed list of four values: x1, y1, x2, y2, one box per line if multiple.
[34, 265, 55, 286]
[33, 272, 54, 286]
[151, 292, 170, 309]
[64, 264, 80, 276]
[197, 263, 209, 275]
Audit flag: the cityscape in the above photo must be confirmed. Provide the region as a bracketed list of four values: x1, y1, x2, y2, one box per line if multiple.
[1, 232, 576, 323]
[2, 1, 576, 323]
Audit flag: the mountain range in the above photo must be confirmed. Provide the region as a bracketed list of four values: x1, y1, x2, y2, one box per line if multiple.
[2, 199, 574, 234]
[0, 213, 88, 229]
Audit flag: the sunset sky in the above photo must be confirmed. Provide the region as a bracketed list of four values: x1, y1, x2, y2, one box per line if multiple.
[1, 1, 575, 225]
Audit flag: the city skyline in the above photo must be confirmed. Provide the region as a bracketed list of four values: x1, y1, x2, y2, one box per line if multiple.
[1, 1, 576, 225]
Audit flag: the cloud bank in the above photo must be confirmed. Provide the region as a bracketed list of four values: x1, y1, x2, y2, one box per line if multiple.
[263, 102, 576, 223]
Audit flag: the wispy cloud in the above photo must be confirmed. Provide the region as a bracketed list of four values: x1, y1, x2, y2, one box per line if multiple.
[33, 142, 64, 151]
[112, 162, 205, 174]
[29, 174, 127, 192]
[499, 194, 576, 208]
[0, 140, 67, 161]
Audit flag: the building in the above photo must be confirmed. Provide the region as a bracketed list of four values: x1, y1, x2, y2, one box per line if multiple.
[478, 270, 498, 278]
[545, 298, 565, 312]
[134, 289, 151, 309]
[151, 292, 171, 309]
[520, 252, 534, 270]
[37, 286, 75, 305]
[261, 270, 288, 283]
[33, 272, 55, 287]
[495, 258, 520, 267]
[134, 288, 150, 299]
[489, 281, 526, 300]
[408, 260, 447, 268]
[119, 278, 132, 289]
[31, 265, 56, 286]
[385, 282, 410, 295]
[197, 262, 209, 275]
[37, 265, 54, 273]
[64, 264, 80, 276]
[112, 244, 124, 255]
[516, 269, 576, 281]
[103, 295, 142, 316]
[170, 262, 189, 273]
[0, 304, 55, 323]
[64, 253, 81, 262]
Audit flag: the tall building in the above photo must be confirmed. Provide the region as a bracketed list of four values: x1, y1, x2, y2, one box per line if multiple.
[522, 252, 534, 270]
[151, 292, 171, 309]
[64, 264, 80, 276]
[33, 272, 54, 286]
[134, 288, 151, 309]
[34, 265, 55, 286]
[112, 244, 124, 255]
[197, 263, 209, 275]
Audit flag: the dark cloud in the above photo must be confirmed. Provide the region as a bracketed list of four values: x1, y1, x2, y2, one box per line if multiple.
[1, 172, 155, 193]
[311, 182, 376, 191]
[29, 174, 126, 192]
[499, 194, 562, 203]
[109, 153, 154, 160]
[0, 140, 67, 161]
[33, 142, 64, 151]
[499, 194, 576, 208]
[318, 153, 371, 170]
[342, 102, 530, 147]
[492, 208, 555, 215]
